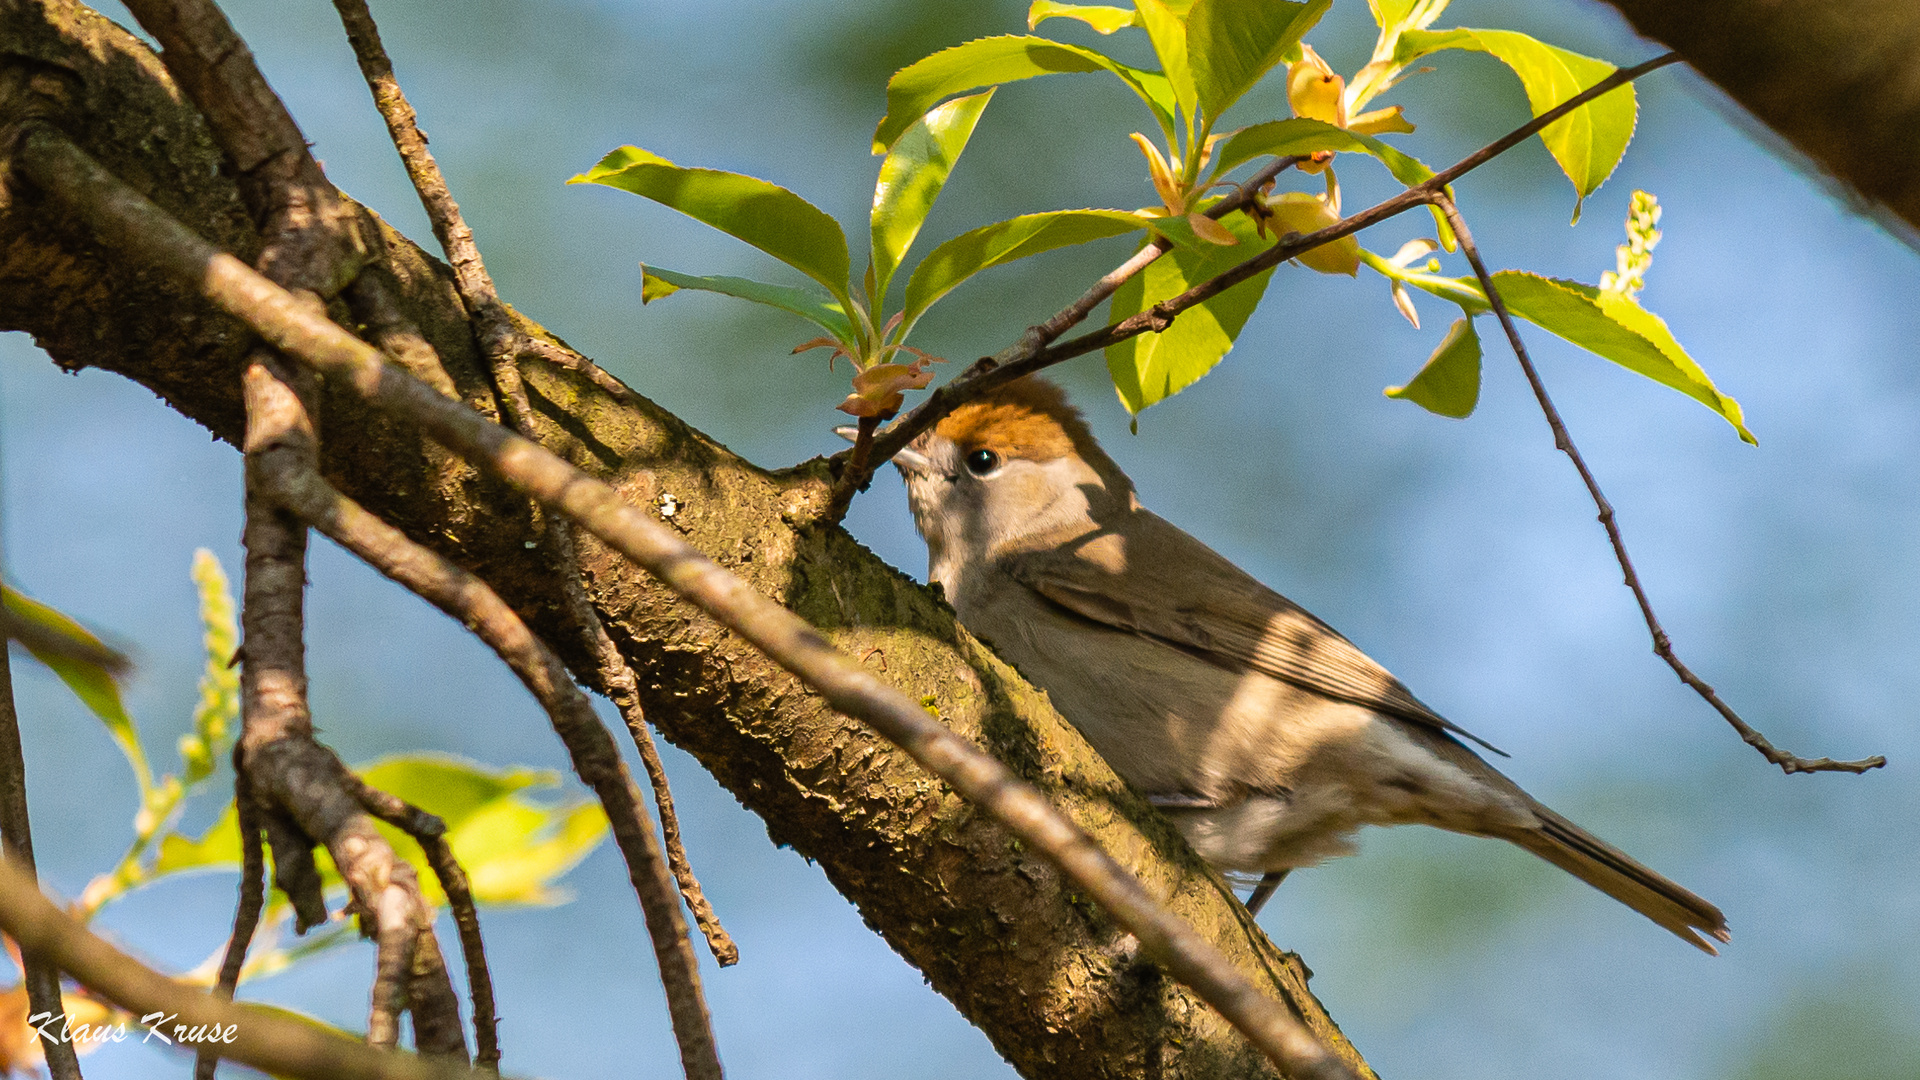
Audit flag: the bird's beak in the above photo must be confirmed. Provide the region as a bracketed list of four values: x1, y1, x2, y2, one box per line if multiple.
[833, 425, 933, 476]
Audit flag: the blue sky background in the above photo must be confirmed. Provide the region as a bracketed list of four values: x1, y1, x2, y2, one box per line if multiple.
[3, 0, 1917, 1077]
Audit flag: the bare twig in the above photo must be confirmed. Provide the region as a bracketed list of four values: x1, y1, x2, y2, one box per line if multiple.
[348, 777, 500, 1072]
[12, 131, 1355, 1080]
[822, 414, 878, 523]
[0, 859, 479, 1080]
[249, 432, 723, 1080]
[866, 53, 1684, 471]
[1428, 193, 1885, 776]
[331, 0, 735, 974]
[195, 784, 266, 1080]
[0, 605, 83, 1080]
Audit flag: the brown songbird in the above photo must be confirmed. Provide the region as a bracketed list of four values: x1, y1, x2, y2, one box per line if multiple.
[881, 377, 1729, 952]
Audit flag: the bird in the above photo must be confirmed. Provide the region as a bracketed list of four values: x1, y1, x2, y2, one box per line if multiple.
[873, 376, 1730, 953]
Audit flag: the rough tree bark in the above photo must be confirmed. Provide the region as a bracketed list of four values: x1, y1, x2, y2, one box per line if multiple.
[0, 2, 1371, 1077]
[1592, 0, 1920, 237]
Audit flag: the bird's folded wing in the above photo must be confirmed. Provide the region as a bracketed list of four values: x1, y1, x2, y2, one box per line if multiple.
[1004, 518, 1503, 754]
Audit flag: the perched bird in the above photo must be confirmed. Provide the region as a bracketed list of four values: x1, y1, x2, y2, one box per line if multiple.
[880, 377, 1729, 953]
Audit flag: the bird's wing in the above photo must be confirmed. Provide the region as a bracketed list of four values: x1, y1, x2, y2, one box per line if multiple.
[1003, 515, 1504, 754]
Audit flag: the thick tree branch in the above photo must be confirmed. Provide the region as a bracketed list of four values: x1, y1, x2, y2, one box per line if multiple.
[1594, 0, 1920, 238]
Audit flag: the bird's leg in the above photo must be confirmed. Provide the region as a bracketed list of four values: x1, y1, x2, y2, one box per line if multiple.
[1244, 870, 1289, 916]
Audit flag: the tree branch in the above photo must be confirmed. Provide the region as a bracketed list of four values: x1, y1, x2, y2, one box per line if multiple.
[195, 783, 265, 1080]
[1427, 192, 1886, 776]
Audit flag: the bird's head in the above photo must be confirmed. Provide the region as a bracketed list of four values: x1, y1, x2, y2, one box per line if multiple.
[887, 379, 1134, 578]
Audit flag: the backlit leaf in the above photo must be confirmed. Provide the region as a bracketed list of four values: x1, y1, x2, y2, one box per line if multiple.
[572, 147, 852, 307]
[870, 90, 996, 307]
[1133, 0, 1197, 121]
[1028, 2, 1138, 34]
[875, 36, 1177, 152]
[900, 209, 1167, 333]
[1106, 211, 1277, 412]
[639, 265, 856, 344]
[2, 585, 147, 792]
[1188, 0, 1329, 120]
[1386, 316, 1481, 417]
[1394, 28, 1634, 206]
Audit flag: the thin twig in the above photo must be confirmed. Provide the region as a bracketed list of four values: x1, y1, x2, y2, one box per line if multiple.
[349, 780, 500, 1073]
[866, 53, 1684, 471]
[332, 0, 736, 974]
[195, 784, 266, 1080]
[0, 859, 478, 1080]
[0, 607, 83, 1080]
[13, 131, 1355, 1080]
[822, 414, 878, 523]
[1427, 192, 1885, 776]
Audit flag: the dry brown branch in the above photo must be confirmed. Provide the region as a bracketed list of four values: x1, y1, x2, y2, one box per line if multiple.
[331, 0, 735, 970]
[865, 53, 1683, 470]
[0, 858, 482, 1080]
[1427, 193, 1887, 776]
[11, 127, 1355, 1080]
[247, 422, 722, 1080]
[195, 784, 266, 1080]
[347, 780, 500, 1073]
[0, 619, 83, 1080]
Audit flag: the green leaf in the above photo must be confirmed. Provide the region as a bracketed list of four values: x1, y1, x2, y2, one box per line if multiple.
[1028, 2, 1139, 33]
[1386, 316, 1481, 417]
[1134, 0, 1197, 123]
[2, 585, 149, 793]
[1105, 211, 1277, 412]
[1368, 0, 1450, 38]
[1395, 28, 1634, 206]
[572, 147, 852, 307]
[1492, 272, 1754, 443]
[1187, 0, 1329, 120]
[870, 90, 996, 309]
[876, 36, 1178, 153]
[900, 209, 1166, 333]
[1212, 117, 1433, 186]
[153, 800, 241, 875]
[639, 264, 855, 344]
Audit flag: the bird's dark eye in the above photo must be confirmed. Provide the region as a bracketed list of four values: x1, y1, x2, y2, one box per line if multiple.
[964, 448, 1001, 476]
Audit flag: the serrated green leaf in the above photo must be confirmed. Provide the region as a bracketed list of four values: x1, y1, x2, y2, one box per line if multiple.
[1188, 0, 1329, 120]
[639, 265, 855, 344]
[1028, 1, 1139, 33]
[877, 36, 1178, 153]
[870, 90, 996, 309]
[3, 585, 149, 792]
[572, 147, 852, 307]
[1492, 272, 1754, 443]
[1395, 28, 1634, 204]
[1386, 316, 1481, 417]
[900, 209, 1164, 333]
[1368, 0, 1450, 37]
[1106, 211, 1277, 412]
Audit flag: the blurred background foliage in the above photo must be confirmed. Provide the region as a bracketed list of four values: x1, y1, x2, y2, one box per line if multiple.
[1, 0, 1916, 1076]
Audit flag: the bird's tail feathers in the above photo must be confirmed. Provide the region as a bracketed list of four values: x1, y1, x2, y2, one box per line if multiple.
[1498, 802, 1730, 955]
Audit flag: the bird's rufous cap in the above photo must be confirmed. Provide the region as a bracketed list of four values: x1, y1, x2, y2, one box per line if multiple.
[931, 378, 1097, 463]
